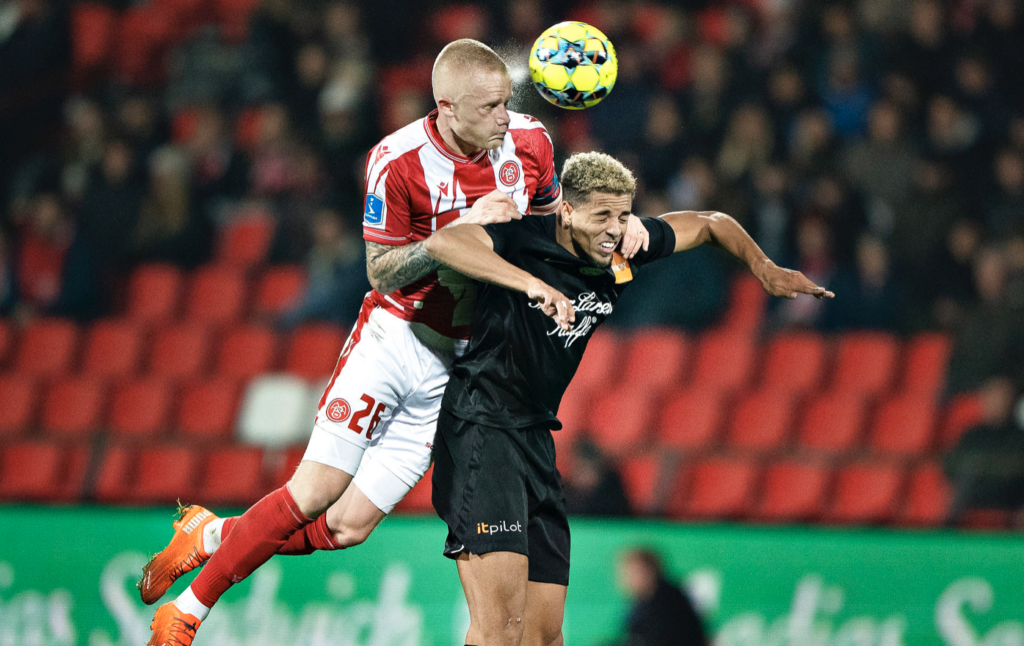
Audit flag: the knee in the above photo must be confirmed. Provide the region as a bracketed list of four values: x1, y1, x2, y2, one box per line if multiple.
[332, 521, 373, 548]
[288, 464, 348, 518]
[478, 608, 526, 646]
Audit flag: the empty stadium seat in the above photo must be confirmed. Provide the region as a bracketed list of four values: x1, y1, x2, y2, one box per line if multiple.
[185, 266, 247, 325]
[587, 384, 657, 456]
[94, 444, 132, 502]
[755, 459, 830, 522]
[688, 330, 755, 394]
[177, 378, 240, 442]
[237, 375, 314, 448]
[41, 378, 106, 437]
[71, 3, 117, 71]
[128, 264, 183, 324]
[570, 328, 620, 392]
[269, 446, 306, 489]
[149, 324, 211, 379]
[132, 445, 200, 504]
[826, 461, 904, 524]
[0, 441, 89, 501]
[217, 214, 275, 269]
[393, 466, 434, 514]
[0, 320, 12, 367]
[81, 319, 143, 378]
[658, 388, 723, 450]
[283, 324, 347, 381]
[727, 391, 795, 454]
[798, 392, 867, 454]
[201, 445, 265, 505]
[0, 375, 37, 437]
[831, 332, 899, 396]
[668, 456, 758, 519]
[761, 332, 828, 395]
[941, 393, 984, 448]
[620, 454, 663, 514]
[15, 319, 79, 377]
[555, 382, 591, 436]
[254, 266, 306, 317]
[622, 328, 689, 391]
[901, 333, 952, 396]
[899, 462, 951, 527]
[216, 325, 278, 379]
[721, 275, 766, 332]
[108, 378, 173, 439]
[869, 396, 937, 457]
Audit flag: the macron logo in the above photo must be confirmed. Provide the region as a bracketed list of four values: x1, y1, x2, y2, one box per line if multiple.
[182, 511, 212, 535]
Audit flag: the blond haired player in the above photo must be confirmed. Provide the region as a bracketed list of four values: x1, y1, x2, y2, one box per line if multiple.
[142, 40, 650, 645]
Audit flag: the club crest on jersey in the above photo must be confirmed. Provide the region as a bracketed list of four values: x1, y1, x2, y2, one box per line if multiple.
[364, 194, 385, 227]
[326, 398, 351, 422]
[499, 161, 521, 187]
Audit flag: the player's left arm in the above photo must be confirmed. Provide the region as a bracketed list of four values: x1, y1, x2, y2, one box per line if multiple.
[659, 211, 835, 300]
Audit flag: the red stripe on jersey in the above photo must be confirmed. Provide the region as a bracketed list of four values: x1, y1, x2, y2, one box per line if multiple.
[315, 296, 376, 417]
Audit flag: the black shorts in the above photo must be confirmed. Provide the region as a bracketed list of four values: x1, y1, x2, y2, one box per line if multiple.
[431, 407, 571, 586]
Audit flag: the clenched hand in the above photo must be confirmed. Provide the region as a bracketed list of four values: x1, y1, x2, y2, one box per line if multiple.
[453, 190, 522, 227]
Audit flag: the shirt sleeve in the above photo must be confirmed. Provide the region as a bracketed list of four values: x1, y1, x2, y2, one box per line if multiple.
[630, 216, 677, 268]
[481, 216, 547, 258]
[362, 146, 413, 246]
[528, 127, 561, 213]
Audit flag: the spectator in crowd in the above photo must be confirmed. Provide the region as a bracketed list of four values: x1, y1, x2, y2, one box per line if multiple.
[945, 376, 1024, 522]
[772, 215, 834, 330]
[986, 149, 1024, 240]
[822, 234, 902, 331]
[616, 548, 708, 646]
[843, 101, 915, 222]
[77, 138, 143, 281]
[562, 438, 632, 517]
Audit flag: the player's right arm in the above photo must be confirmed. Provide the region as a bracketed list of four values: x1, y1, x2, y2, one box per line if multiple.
[424, 223, 575, 331]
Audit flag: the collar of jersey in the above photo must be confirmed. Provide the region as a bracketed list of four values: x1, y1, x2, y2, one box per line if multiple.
[424, 110, 488, 164]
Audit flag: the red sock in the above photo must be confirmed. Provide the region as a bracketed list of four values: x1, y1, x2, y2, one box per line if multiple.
[190, 486, 311, 607]
[221, 513, 341, 555]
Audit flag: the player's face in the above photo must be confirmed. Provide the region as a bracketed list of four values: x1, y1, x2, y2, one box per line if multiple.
[564, 192, 633, 267]
[450, 69, 513, 150]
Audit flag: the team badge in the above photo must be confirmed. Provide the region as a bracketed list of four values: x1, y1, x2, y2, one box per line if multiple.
[326, 398, 351, 422]
[499, 161, 521, 186]
[364, 194, 385, 226]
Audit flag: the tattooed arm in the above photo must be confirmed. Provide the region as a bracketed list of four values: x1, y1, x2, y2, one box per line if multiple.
[365, 241, 440, 295]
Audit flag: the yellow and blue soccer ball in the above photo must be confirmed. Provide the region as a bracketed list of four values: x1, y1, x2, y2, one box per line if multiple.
[529, 21, 617, 110]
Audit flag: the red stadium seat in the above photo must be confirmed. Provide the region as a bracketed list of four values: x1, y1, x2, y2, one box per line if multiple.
[81, 319, 143, 378]
[668, 456, 758, 519]
[755, 459, 830, 522]
[177, 379, 240, 442]
[71, 3, 117, 71]
[216, 325, 278, 379]
[826, 461, 904, 524]
[761, 332, 828, 395]
[108, 378, 173, 440]
[393, 466, 434, 514]
[869, 396, 937, 457]
[217, 215, 275, 269]
[132, 445, 200, 504]
[623, 328, 689, 392]
[831, 332, 899, 396]
[127, 264, 183, 324]
[149, 324, 211, 379]
[201, 445, 265, 505]
[688, 330, 755, 395]
[0, 320, 13, 367]
[959, 509, 1011, 530]
[269, 446, 306, 489]
[798, 392, 866, 454]
[284, 324, 347, 381]
[901, 333, 952, 396]
[658, 388, 723, 450]
[588, 384, 656, 456]
[899, 462, 951, 527]
[721, 275, 766, 332]
[185, 266, 247, 325]
[0, 441, 90, 501]
[620, 454, 662, 514]
[569, 328, 620, 392]
[0, 375, 38, 438]
[41, 378, 106, 438]
[727, 391, 795, 454]
[254, 266, 306, 317]
[15, 319, 79, 377]
[555, 382, 591, 437]
[94, 444, 132, 502]
[941, 393, 984, 448]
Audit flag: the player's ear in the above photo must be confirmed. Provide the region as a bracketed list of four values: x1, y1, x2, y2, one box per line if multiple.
[559, 200, 574, 227]
[436, 96, 455, 118]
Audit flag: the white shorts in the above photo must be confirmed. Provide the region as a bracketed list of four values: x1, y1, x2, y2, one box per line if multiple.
[302, 299, 463, 513]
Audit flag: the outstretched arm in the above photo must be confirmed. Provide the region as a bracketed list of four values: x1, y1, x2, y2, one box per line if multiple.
[659, 210, 835, 300]
[423, 224, 575, 330]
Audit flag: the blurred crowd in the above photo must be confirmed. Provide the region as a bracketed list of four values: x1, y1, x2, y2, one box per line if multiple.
[2, 0, 1024, 397]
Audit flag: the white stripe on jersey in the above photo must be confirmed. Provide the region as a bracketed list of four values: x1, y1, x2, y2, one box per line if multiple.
[488, 135, 530, 213]
[419, 146, 469, 220]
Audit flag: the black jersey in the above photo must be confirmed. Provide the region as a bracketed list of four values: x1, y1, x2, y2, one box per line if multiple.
[441, 214, 676, 430]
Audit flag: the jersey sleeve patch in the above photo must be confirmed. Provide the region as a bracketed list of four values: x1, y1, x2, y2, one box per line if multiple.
[363, 193, 385, 227]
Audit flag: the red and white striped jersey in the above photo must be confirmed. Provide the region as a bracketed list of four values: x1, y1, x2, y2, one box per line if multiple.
[362, 109, 561, 340]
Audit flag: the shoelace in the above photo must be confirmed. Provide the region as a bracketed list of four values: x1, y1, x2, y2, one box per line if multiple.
[169, 546, 206, 580]
[163, 616, 199, 646]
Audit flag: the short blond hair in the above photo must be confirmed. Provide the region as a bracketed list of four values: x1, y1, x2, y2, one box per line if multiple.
[561, 152, 637, 205]
[432, 39, 508, 102]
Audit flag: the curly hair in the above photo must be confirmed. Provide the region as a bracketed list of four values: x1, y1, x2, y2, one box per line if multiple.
[560, 152, 637, 206]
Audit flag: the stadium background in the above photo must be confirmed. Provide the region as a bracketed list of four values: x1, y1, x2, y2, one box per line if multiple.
[1, 0, 1024, 644]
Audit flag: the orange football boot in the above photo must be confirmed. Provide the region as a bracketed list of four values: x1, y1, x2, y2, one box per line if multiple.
[138, 503, 218, 605]
[146, 602, 202, 646]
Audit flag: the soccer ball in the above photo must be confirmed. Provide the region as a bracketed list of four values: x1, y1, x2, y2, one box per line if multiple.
[528, 21, 617, 110]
